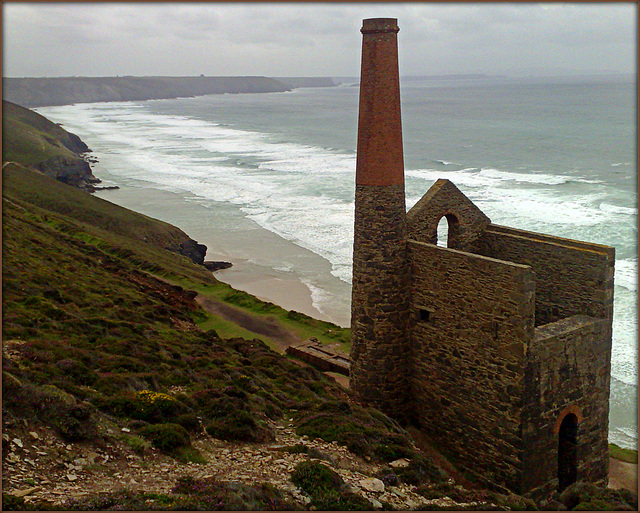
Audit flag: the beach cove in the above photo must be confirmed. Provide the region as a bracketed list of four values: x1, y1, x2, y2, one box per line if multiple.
[94, 180, 352, 328]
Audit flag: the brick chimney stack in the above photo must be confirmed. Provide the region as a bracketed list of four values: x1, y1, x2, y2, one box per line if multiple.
[350, 18, 411, 418]
[355, 18, 405, 187]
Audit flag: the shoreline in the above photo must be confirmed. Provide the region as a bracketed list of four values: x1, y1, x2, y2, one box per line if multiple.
[204, 251, 337, 325]
[93, 176, 352, 328]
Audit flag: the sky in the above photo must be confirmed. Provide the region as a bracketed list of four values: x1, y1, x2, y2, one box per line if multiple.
[2, 2, 637, 78]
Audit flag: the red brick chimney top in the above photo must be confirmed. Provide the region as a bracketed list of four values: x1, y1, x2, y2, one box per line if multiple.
[361, 18, 399, 34]
[355, 17, 404, 187]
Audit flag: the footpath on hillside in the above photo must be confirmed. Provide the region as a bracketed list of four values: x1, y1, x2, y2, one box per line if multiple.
[195, 294, 304, 352]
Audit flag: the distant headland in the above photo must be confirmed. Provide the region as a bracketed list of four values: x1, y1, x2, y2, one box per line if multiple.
[2, 75, 337, 108]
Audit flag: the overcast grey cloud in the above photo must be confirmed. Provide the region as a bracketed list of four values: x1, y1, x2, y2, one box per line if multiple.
[2, 2, 637, 78]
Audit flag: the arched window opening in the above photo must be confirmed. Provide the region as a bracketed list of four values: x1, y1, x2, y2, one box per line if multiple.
[558, 413, 579, 492]
[435, 214, 460, 249]
[436, 216, 449, 247]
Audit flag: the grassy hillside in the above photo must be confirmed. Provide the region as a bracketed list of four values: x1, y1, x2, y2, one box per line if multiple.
[3, 163, 207, 262]
[3, 76, 291, 108]
[2, 100, 95, 187]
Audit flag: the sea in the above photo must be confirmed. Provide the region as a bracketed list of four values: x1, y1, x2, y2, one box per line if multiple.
[35, 74, 637, 449]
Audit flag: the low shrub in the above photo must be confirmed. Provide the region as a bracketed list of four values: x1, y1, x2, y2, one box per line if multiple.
[55, 358, 99, 385]
[64, 490, 174, 510]
[2, 379, 98, 442]
[290, 460, 344, 496]
[290, 460, 371, 510]
[392, 454, 448, 486]
[138, 423, 190, 452]
[136, 422, 205, 463]
[295, 400, 415, 463]
[560, 482, 637, 511]
[205, 409, 274, 443]
[119, 434, 152, 455]
[170, 476, 299, 510]
[174, 413, 201, 433]
[96, 390, 188, 423]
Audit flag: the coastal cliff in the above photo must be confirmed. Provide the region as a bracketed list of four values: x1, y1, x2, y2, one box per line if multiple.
[2, 100, 97, 189]
[2, 76, 292, 108]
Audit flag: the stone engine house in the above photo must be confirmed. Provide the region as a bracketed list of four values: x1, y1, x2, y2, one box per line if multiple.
[350, 18, 614, 498]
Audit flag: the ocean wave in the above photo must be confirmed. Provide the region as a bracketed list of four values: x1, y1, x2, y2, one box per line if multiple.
[615, 258, 638, 292]
[407, 166, 602, 189]
[600, 203, 638, 216]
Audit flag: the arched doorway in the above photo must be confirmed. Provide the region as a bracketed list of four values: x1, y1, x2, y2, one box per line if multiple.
[558, 413, 579, 491]
[436, 214, 460, 248]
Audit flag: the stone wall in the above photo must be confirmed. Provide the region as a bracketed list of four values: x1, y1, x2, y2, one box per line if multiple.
[407, 179, 491, 251]
[350, 184, 412, 418]
[474, 225, 615, 325]
[408, 240, 535, 492]
[523, 315, 612, 498]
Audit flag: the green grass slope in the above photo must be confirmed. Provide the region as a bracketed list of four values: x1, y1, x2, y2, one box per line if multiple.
[2, 100, 95, 187]
[2, 160, 359, 448]
[3, 162, 205, 261]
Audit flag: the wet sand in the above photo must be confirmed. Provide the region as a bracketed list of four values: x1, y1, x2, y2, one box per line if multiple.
[206, 254, 331, 323]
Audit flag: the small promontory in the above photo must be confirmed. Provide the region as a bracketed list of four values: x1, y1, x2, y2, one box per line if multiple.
[2, 100, 98, 189]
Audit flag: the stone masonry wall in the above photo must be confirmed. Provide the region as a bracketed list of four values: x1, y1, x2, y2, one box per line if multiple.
[522, 315, 612, 498]
[408, 240, 535, 492]
[407, 179, 491, 251]
[350, 184, 412, 418]
[474, 225, 615, 326]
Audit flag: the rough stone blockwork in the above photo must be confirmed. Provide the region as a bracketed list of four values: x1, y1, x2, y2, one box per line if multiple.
[351, 185, 411, 417]
[409, 240, 534, 492]
[523, 315, 612, 497]
[475, 225, 615, 325]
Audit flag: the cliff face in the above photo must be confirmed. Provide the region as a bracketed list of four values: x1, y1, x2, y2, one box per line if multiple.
[2, 100, 97, 189]
[3, 76, 292, 108]
[3, 162, 208, 264]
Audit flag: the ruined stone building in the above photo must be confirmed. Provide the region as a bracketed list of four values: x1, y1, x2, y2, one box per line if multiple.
[350, 18, 614, 498]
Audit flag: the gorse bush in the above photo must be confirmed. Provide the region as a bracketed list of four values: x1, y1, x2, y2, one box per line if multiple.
[95, 390, 189, 423]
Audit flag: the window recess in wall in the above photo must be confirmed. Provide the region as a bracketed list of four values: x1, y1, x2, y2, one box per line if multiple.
[417, 307, 435, 325]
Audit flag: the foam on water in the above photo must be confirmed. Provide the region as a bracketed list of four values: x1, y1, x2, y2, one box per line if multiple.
[616, 258, 638, 293]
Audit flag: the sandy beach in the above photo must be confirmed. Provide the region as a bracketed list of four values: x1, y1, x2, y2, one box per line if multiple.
[94, 180, 352, 328]
[207, 254, 333, 323]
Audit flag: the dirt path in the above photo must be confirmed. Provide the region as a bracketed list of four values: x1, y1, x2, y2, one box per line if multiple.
[608, 457, 638, 494]
[195, 294, 303, 353]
